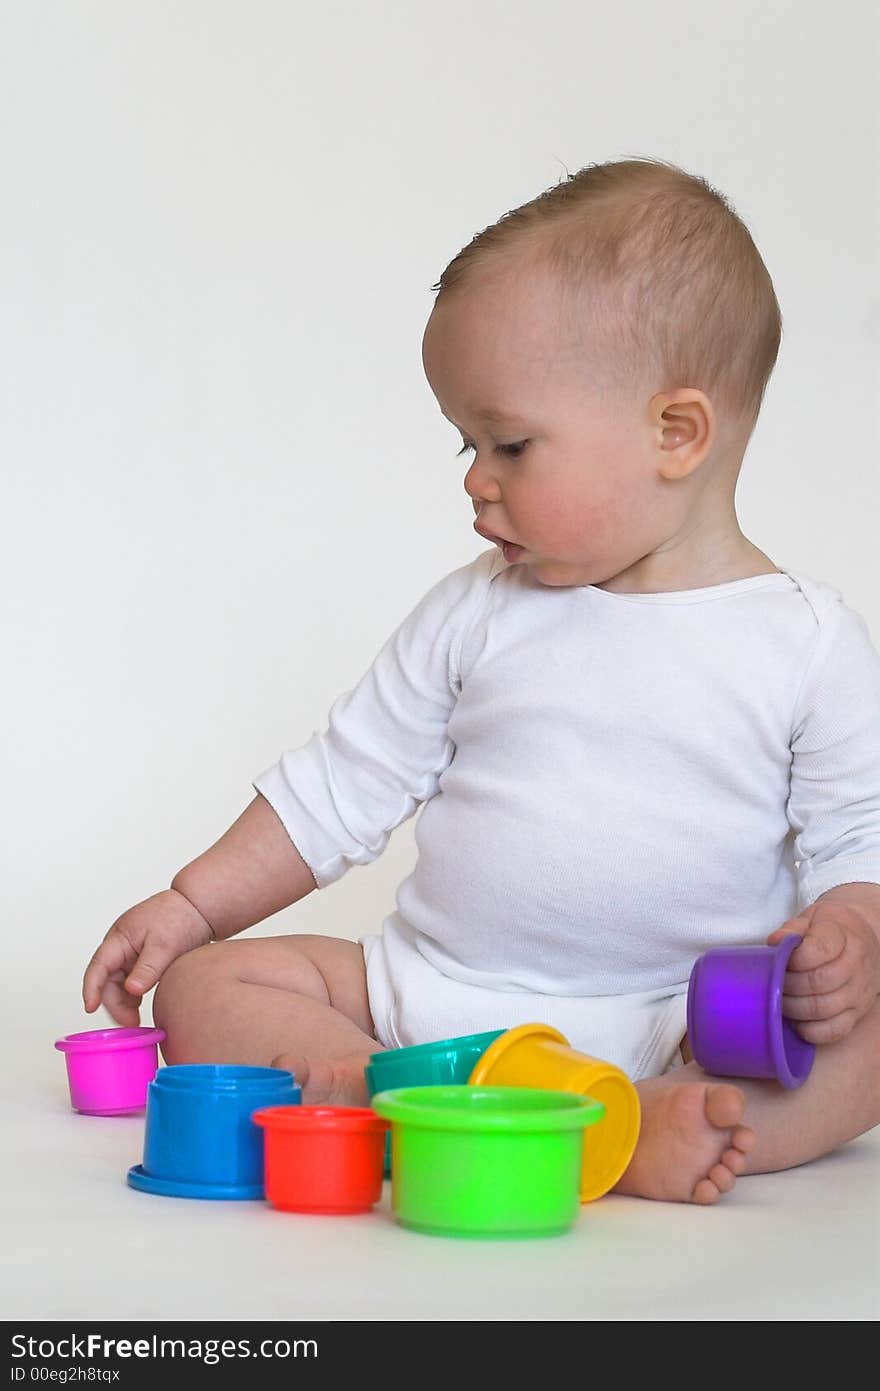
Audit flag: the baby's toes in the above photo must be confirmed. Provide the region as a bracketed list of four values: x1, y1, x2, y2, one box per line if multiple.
[271, 1052, 309, 1087]
[721, 1137, 753, 1176]
[691, 1176, 723, 1205]
[704, 1082, 746, 1130]
[708, 1162, 735, 1194]
[730, 1124, 755, 1157]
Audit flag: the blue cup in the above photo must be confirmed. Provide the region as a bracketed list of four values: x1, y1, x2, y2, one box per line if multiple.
[127, 1064, 301, 1199]
[365, 1030, 506, 1176]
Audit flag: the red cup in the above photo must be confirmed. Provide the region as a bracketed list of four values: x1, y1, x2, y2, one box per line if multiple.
[252, 1106, 389, 1214]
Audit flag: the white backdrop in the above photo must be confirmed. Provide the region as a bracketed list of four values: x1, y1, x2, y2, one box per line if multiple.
[2, 0, 877, 1036]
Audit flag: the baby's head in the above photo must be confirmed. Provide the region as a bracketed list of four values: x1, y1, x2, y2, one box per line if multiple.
[421, 156, 782, 590]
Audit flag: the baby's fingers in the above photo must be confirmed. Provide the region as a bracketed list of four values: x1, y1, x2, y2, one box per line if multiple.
[782, 981, 854, 1023]
[776, 922, 847, 996]
[122, 937, 182, 998]
[82, 934, 135, 1013]
[784, 1007, 858, 1046]
[100, 972, 143, 1027]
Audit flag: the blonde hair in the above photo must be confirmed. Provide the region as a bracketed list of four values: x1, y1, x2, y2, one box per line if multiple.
[430, 156, 782, 430]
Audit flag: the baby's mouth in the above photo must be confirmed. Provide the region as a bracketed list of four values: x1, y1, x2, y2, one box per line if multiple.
[474, 521, 517, 547]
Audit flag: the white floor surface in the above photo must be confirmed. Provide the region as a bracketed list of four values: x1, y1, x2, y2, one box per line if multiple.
[5, 1020, 878, 1323]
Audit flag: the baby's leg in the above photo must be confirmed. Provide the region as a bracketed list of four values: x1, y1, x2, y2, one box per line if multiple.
[152, 934, 381, 1105]
[615, 997, 880, 1204]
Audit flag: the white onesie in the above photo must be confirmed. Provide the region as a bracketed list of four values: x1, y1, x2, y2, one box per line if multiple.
[254, 550, 880, 1078]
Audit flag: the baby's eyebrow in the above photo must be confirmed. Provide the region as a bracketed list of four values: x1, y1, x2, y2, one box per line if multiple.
[440, 405, 530, 428]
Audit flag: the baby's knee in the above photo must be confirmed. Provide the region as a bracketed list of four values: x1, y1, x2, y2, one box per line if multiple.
[153, 942, 230, 1062]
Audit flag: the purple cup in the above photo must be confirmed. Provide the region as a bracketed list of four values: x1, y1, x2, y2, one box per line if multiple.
[686, 934, 815, 1089]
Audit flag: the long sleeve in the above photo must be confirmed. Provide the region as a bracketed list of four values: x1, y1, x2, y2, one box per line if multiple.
[788, 594, 880, 911]
[253, 549, 498, 888]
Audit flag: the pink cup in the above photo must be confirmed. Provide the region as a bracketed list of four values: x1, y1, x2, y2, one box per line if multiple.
[55, 1027, 165, 1115]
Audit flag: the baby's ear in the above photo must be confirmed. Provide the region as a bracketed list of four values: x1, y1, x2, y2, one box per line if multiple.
[650, 389, 715, 479]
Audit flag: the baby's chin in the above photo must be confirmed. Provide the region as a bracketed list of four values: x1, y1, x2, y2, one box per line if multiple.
[523, 556, 601, 588]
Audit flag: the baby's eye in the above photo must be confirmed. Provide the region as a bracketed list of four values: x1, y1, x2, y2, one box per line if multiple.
[456, 440, 529, 460]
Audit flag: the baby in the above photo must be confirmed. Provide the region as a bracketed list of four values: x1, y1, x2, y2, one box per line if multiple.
[82, 156, 880, 1204]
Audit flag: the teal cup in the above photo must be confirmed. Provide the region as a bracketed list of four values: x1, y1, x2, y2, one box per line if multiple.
[365, 1029, 506, 1176]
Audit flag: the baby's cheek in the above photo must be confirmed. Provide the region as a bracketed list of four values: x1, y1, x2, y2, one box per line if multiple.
[530, 461, 643, 553]
[581, 472, 648, 540]
[558, 495, 621, 549]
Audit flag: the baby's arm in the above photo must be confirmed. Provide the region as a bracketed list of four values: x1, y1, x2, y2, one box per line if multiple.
[775, 594, 880, 1043]
[170, 791, 317, 939]
[82, 793, 316, 1025]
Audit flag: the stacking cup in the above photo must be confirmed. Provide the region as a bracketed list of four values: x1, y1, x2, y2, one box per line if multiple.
[254, 1106, 389, 1214]
[127, 1064, 300, 1199]
[468, 1023, 641, 1203]
[365, 1029, 505, 1175]
[371, 1084, 605, 1238]
[54, 1027, 165, 1115]
[687, 934, 815, 1088]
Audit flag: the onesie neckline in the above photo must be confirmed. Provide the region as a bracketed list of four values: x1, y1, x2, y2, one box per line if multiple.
[581, 569, 796, 606]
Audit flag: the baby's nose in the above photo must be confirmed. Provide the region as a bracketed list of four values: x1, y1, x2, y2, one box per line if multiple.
[464, 466, 501, 506]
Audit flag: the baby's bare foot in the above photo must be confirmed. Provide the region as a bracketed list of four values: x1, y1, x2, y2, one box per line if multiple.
[271, 1051, 372, 1107]
[613, 1075, 755, 1204]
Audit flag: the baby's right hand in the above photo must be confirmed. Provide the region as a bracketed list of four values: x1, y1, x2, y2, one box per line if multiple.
[82, 889, 214, 1026]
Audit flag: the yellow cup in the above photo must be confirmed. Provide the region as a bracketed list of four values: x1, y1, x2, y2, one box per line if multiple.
[468, 1023, 641, 1203]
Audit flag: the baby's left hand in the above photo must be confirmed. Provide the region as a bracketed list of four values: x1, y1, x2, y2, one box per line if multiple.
[767, 889, 880, 1044]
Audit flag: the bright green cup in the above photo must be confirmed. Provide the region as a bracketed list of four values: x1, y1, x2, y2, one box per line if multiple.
[364, 1030, 506, 1177]
[370, 1085, 605, 1238]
